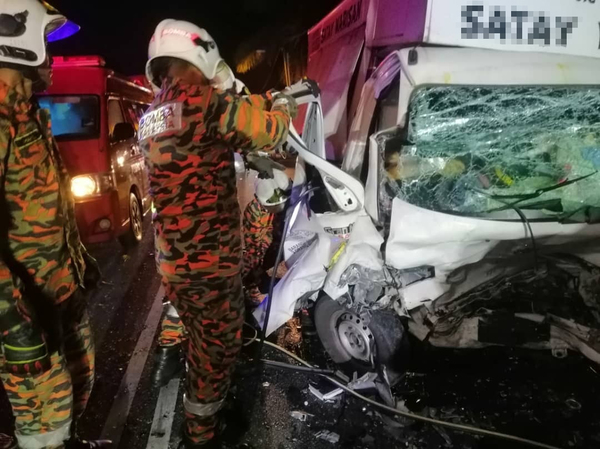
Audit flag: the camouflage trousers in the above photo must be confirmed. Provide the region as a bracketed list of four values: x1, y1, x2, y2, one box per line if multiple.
[163, 274, 244, 445]
[0, 295, 94, 449]
[158, 303, 186, 347]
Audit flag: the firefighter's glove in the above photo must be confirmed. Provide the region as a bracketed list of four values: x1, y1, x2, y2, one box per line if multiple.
[2, 323, 51, 376]
[246, 154, 286, 178]
[272, 93, 298, 120]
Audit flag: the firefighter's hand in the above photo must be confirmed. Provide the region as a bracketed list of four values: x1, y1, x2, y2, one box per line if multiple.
[2, 324, 51, 376]
[246, 154, 286, 178]
[272, 93, 298, 120]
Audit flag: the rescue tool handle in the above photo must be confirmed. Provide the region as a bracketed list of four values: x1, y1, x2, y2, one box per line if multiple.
[274, 78, 321, 106]
[284, 78, 321, 100]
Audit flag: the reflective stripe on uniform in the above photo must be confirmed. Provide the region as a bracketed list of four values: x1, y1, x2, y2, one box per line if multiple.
[165, 303, 179, 319]
[183, 394, 224, 417]
[15, 420, 71, 449]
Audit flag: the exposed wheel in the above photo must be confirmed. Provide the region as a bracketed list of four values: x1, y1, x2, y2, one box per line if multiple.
[119, 192, 143, 247]
[314, 295, 408, 384]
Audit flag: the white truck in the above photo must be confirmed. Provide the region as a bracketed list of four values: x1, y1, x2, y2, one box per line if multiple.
[257, 0, 600, 381]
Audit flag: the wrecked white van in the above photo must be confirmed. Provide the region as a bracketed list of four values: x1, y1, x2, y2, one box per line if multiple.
[258, 0, 600, 378]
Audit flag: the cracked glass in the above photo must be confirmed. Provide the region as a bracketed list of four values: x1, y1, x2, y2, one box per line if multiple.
[380, 85, 600, 221]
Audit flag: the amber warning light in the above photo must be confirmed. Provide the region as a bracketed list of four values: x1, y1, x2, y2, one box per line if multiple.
[52, 56, 106, 68]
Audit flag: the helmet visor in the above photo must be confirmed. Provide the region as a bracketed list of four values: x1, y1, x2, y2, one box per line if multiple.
[46, 18, 79, 42]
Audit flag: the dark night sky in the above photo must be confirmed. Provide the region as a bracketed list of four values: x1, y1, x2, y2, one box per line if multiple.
[50, 0, 342, 77]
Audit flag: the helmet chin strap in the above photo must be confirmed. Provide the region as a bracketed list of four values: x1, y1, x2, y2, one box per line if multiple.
[30, 74, 48, 93]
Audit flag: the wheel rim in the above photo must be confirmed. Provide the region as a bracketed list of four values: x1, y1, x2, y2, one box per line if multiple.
[131, 196, 143, 241]
[337, 312, 374, 362]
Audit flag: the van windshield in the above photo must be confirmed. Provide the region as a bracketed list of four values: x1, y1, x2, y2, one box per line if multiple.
[38, 95, 100, 141]
[381, 85, 600, 221]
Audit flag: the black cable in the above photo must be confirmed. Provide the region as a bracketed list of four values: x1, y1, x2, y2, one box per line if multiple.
[477, 191, 539, 272]
[501, 200, 539, 271]
[262, 359, 336, 375]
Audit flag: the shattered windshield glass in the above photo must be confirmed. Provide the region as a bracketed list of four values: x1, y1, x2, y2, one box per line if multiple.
[380, 86, 600, 220]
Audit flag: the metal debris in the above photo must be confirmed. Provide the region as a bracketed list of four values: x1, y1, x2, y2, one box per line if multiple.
[315, 430, 340, 444]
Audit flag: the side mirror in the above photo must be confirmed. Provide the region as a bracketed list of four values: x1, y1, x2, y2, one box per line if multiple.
[112, 122, 136, 142]
[234, 153, 246, 174]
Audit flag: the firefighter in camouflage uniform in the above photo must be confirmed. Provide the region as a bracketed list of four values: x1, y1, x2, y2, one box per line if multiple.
[242, 168, 292, 305]
[150, 64, 252, 390]
[140, 20, 297, 448]
[0, 1, 109, 448]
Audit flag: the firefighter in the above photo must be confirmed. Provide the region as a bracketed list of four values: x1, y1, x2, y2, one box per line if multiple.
[242, 168, 292, 305]
[151, 62, 250, 390]
[139, 20, 297, 448]
[0, 1, 110, 448]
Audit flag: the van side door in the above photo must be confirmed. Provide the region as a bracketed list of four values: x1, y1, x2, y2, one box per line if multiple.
[108, 97, 138, 229]
[122, 100, 150, 211]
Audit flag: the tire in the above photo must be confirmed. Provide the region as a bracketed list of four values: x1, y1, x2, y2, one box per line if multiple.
[314, 295, 409, 384]
[119, 192, 143, 247]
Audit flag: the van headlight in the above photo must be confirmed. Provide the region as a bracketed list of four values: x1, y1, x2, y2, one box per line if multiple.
[71, 175, 97, 198]
[71, 173, 115, 199]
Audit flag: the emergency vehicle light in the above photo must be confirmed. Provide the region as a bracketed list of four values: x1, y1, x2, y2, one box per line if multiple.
[52, 56, 106, 68]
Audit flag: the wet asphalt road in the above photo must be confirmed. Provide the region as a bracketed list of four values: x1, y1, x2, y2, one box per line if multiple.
[1, 172, 600, 448]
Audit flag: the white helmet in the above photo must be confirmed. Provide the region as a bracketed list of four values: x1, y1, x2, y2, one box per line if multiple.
[255, 168, 291, 210]
[212, 61, 248, 94]
[146, 19, 223, 90]
[0, 0, 79, 67]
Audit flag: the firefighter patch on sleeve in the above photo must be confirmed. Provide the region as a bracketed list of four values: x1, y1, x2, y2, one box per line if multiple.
[138, 103, 183, 141]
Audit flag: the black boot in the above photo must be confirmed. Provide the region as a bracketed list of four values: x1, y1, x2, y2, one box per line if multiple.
[152, 344, 184, 388]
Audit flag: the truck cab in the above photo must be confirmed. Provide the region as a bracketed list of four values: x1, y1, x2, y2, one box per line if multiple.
[268, 0, 600, 374]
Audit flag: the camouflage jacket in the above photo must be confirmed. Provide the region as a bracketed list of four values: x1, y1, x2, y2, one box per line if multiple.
[242, 198, 276, 280]
[0, 80, 87, 334]
[139, 79, 292, 281]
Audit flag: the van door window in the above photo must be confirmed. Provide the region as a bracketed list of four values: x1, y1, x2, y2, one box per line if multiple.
[341, 53, 402, 181]
[108, 99, 125, 140]
[37, 95, 100, 141]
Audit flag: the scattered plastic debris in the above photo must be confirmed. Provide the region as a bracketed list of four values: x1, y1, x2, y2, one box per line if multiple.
[309, 385, 344, 402]
[290, 411, 313, 422]
[566, 398, 582, 411]
[315, 430, 340, 444]
[262, 382, 270, 387]
[348, 372, 379, 391]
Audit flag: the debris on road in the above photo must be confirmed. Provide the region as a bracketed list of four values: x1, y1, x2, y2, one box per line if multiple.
[315, 430, 340, 444]
[348, 372, 379, 391]
[290, 411, 313, 422]
[309, 385, 343, 402]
